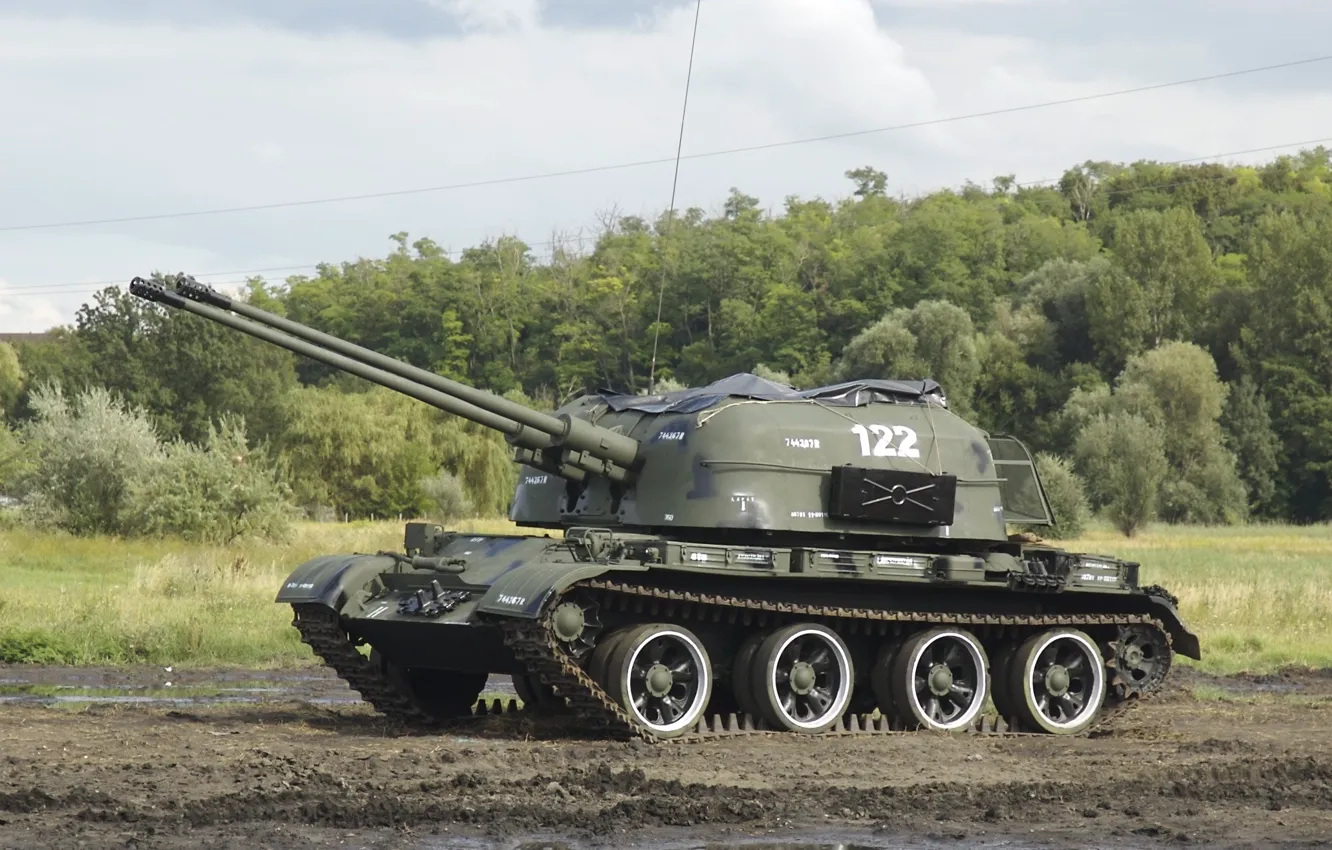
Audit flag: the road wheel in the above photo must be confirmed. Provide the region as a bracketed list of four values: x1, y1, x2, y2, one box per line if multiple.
[890, 627, 989, 732]
[1011, 628, 1107, 735]
[604, 623, 712, 739]
[750, 623, 854, 733]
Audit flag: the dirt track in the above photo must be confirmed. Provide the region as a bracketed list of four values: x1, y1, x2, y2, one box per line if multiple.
[0, 667, 1330, 849]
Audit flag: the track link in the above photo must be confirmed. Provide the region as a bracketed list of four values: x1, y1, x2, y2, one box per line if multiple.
[290, 603, 437, 726]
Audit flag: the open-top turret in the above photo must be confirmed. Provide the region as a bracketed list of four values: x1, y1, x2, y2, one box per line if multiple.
[130, 273, 1198, 742]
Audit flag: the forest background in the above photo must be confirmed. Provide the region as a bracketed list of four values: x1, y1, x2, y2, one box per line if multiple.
[2, 148, 1331, 543]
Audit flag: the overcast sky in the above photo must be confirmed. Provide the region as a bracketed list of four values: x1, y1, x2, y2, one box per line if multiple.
[2, 0, 1330, 333]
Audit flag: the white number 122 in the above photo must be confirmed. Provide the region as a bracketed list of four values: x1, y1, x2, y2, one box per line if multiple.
[850, 424, 920, 458]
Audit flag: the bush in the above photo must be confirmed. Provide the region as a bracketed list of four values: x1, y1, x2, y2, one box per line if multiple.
[420, 469, 472, 525]
[1034, 452, 1089, 539]
[13, 383, 163, 535]
[11, 384, 295, 542]
[124, 417, 297, 544]
[752, 363, 793, 385]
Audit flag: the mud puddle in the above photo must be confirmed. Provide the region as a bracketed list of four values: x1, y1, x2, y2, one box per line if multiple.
[0, 663, 516, 707]
[414, 838, 1061, 850]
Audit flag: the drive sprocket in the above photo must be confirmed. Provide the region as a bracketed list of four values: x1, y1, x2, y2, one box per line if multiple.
[1106, 623, 1172, 699]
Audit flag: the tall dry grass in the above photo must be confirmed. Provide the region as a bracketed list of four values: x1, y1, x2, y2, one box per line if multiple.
[0, 518, 527, 667]
[1065, 522, 1332, 673]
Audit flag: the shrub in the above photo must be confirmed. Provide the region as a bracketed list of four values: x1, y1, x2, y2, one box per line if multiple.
[420, 469, 473, 525]
[11, 384, 294, 542]
[124, 417, 297, 544]
[12, 383, 163, 535]
[1034, 452, 1089, 539]
[752, 363, 793, 385]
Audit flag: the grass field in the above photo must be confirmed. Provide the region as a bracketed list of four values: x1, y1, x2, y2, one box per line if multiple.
[0, 519, 1328, 674]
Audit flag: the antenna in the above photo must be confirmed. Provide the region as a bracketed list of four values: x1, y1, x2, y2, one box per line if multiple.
[647, 0, 702, 394]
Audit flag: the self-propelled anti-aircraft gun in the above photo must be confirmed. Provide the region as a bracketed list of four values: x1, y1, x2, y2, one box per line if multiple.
[130, 274, 1197, 742]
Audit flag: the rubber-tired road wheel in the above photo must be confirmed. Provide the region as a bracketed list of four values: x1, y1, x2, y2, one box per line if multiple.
[730, 631, 767, 719]
[588, 626, 633, 691]
[987, 641, 1022, 723]
[604, 623, 712, 739]
[749, 623, 854, 733]
[890, 627, 989, 732]
[1011, 628, 1107, 735]
[868, 637, 904, 722]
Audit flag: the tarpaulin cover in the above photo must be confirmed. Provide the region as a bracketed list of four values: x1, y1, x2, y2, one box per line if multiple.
[599, 373, 946, 414]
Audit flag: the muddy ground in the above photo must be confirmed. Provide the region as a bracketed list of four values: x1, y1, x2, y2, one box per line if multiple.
[0, 665, 1329, 850]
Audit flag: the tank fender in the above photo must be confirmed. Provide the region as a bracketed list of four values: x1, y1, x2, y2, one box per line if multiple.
[477, 561, 649, 619]
[1145, 593, 1201, 660]
[274, 553, 397, 614]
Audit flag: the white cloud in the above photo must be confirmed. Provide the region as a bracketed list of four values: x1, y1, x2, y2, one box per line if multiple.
[0, 0, 1328, 332]
[0, 279, 68, 333]
[873, 0, 1057, 5]
[431, 0, 541, 31]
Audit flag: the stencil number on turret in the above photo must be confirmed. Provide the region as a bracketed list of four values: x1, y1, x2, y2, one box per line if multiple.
[850, 424, 920, 458]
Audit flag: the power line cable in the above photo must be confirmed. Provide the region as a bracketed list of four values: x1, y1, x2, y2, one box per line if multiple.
[649, 0, 702, 394]
[2, 53, 1328, 233]
[6, 134, 1331, 300]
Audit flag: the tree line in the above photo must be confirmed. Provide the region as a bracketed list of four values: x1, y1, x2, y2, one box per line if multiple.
[2, 147, 1330, 538]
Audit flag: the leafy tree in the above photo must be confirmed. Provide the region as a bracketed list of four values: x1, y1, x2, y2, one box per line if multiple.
[123, 417, 296, 544]
[1075, 413, 1168, 537]
[1235, 207, 1332, 520]
[846, 166, 888, 198]
[275, 385, 513, 519]
[14, 145, 1332, 526]
[1115, 342, 1247, 523]
[420, 470, 473, 525]
[1220, 376, 1281, 517]
[838, 300, 980, 416]
[1108, 207, 1219, 348]
[0, 343, 22, 417]
[13, 384, 164, 535]
[9, 384, 292, 541]
[836, 312, 925, 383]
[65, 285, 297, 444]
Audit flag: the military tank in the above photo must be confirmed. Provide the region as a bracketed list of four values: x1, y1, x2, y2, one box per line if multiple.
[130, 274, 1198, 742]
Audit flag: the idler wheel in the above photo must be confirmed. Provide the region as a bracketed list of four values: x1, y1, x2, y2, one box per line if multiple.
[750, 623, 853, 733]
[551, 596, 603, 662]
[604, 623, 712, 739]
[1011, 628, 1107, 734]
[891, 628, 989, 732]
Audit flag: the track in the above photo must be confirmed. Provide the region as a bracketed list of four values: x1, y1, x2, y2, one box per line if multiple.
[292, 579, 1171, 742]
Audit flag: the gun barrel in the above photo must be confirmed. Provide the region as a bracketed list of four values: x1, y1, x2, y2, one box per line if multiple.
[129, 277, 550, 447]
[172, 276, 642, 471]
